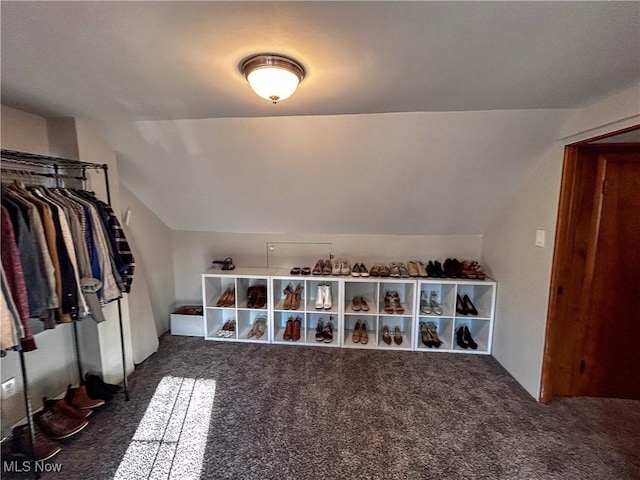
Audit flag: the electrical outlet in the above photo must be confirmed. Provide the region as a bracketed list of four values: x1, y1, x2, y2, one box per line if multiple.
[1, 378, 17, 399]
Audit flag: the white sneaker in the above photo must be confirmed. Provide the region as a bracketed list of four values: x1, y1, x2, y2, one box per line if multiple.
[323, 285, 332, 310]
[315, 284, 325, 309]
[332, 260, 342, 276]
[341, 261, 351, 276]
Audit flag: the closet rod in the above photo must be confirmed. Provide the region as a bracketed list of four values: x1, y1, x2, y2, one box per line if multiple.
[1, 149, 106, 170]
[0, 167, 86, 181]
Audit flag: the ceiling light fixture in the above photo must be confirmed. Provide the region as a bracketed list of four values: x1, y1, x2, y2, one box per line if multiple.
[240, 54, 305, 104]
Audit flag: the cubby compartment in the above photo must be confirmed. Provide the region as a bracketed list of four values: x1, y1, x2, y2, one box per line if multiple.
[415, 317, 454, 351]
[236, 277, 269, 309]
[455, 282, 495, 319]
[417, 283, 456, 317]
[307, 280, 339, 313]
[203, 276, 236, 308]
[272, 278, 305, 312]
[344, 281, 378, 315]
[378, 281, 415, 317]
[272, 311, 306, 344]
[377, 315, 413, 350]
[236, 310, 269, 342]
[343, 315, 377, 348]
[204, 307, 237, 340]
[306, 312, 339, 346]
[453, 319, 492, 353]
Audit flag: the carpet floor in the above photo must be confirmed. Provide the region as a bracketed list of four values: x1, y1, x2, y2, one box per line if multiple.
[3, 334, 639, 479]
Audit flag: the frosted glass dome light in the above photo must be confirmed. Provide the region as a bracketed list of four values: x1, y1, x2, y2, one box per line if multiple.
[241, 54, 305, 104]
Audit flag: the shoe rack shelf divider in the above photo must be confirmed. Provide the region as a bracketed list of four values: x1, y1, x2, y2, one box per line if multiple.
[270, 274, 343, 347]
[415, 279, 497, 354]
[201, 269, 496, 355]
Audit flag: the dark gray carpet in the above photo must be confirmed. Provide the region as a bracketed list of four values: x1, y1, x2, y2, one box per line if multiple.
[3, 335, 640, 479]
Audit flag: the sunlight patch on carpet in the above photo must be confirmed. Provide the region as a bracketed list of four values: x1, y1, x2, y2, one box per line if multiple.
[114, 376, 216, 479]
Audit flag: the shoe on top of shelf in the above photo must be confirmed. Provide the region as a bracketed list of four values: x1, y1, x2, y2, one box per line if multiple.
[290, 266, 301, 275]
[390, 263, 401, 277]
[398, 263, 410, 278]
[332, 259, 342, 275]
[322, 259, 333, 275]
[359, 263, 369, 277]
[416, 261, 428, 278]
[434, 261, 446, 278]
[312, 260, 324, 275]
[341, 261, 351, 276]
[369, 265, 380, 277]
[444, 259, 457, 278]
[379, 265, 391, 277]
[351, 263, 361, 277]
[407, 261, 419, 277]
[301, 266, 312, 276]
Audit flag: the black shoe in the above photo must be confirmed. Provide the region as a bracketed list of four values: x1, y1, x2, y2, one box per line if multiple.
[456, 326, 468, 349]
[426, 261, 436, 277]
[323, 318, 334, 343]
[463, 326, 478, 350]
[462, 294, 478, 316]
[84, 376, 114, 402]
[86, 373, 122, 394]
[434, 261, 446, 278]
[456, 294, 468, 315]
[444, 259, 456, 278]
[315, 319, 325, 342]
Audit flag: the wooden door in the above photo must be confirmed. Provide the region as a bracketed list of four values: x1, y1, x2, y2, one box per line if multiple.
[541, 139, 640, 402]
[576, 153, 640, 398]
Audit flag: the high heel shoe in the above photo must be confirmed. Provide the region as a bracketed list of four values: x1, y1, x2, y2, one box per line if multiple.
[382, 325, 392, 345]
[426, 322, 442, 348]
[420, 291, 432, 314]
[420, 322, 433, 347]
[393, 326, 403, 345]
[463, 325, 478, 349]
[391, 291, 404, 314]
[291, 283, 303, 310]
[463, 294, 478, 316]
[430, 291, 443, 315]
[455, 325, 468, 348]
[456, 294, 468, 315]
[383, 292, 394, 314]
[283, 284, 294, 310]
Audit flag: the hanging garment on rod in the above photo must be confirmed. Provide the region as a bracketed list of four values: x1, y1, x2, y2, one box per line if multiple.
[1, 265, 23, 354]
[0, 180, 135, 350]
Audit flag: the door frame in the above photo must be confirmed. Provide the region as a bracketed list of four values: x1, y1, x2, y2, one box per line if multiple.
[539, 125, 640, 403]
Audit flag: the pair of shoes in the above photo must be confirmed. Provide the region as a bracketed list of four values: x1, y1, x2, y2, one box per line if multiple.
[283, 316, 302, 341]
[315, 284, 333, 309]
[312, 259, 333, 275]
[456, 294, 478, 315]
[217, 320, 236, 338]
[460, 260, 487, 280]
[283, 283, 303, 310]
[420, 322, 443, 348]
[383, 291, 405, 314]
[382, 325, 403, 345]
[389, 262, 409, 278]
[247, 285, 267, 308]
[420, 291, 443, 315]
[216, 288, 235, 307]
[315, 317, 334, 343]
[66, 384, 105, 410]
[212, 257, 234, 270]
[369, 264, 391, 277]
[351, 295, 370, 312]
[247, 316, 267, 339]
[407, 261, 428, 277]
[443, 258, 465, 278]
[331, 259, 351, 276]
[351, 320, 369, 344]
[350, 263, 369, 277]
[456, 325, 478, 349]
[425, 261, 446, 278]
[12, 423, 62, 461]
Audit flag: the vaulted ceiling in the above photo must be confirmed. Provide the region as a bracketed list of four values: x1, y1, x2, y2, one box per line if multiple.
[2, 2, 639, 234]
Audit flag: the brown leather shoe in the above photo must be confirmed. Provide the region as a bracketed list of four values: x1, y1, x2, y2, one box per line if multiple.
[282, 284, 293, 310]
[382, 325, 392, 345]
[13, 424, 61, 461]
[292, 316, 302, 341]
[68, 385, 105, 410]
[44, 397, 92, 419]
[360, 297, 369, 312]
[352, 320, 362, 343]
[34, 409, 89, 440]
[360, 321, 369, 344]
[351, 296, 362, 311]
[393, 326, 403, 345]
[383, 292, 394, 314]
[291, 284, 303, 310]
[283, 317, 294, 340]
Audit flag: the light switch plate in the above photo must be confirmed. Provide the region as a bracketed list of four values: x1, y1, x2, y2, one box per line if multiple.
[535, 229, 546, 247]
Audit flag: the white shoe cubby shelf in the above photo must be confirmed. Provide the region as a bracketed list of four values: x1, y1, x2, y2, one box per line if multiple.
[200, 269, 496, 355]
[415, 279, 497, 354]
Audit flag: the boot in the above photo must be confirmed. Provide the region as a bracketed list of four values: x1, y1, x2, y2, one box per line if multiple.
[13, 424, 61, 461]
[315, 284, 325, 309]
[44, 397, 92, 420]
[34, 409, 89, 440]
[67, 385, 105, 409]
[323, 285, 332, 310]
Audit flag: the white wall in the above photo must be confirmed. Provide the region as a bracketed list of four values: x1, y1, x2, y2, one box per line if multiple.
[481, 83, 640, 399]
[120, 182, 175, 335]
[172, 230, 482, 303]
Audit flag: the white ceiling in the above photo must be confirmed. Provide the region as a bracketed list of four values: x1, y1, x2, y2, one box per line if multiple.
[1, 2, 639, 235]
